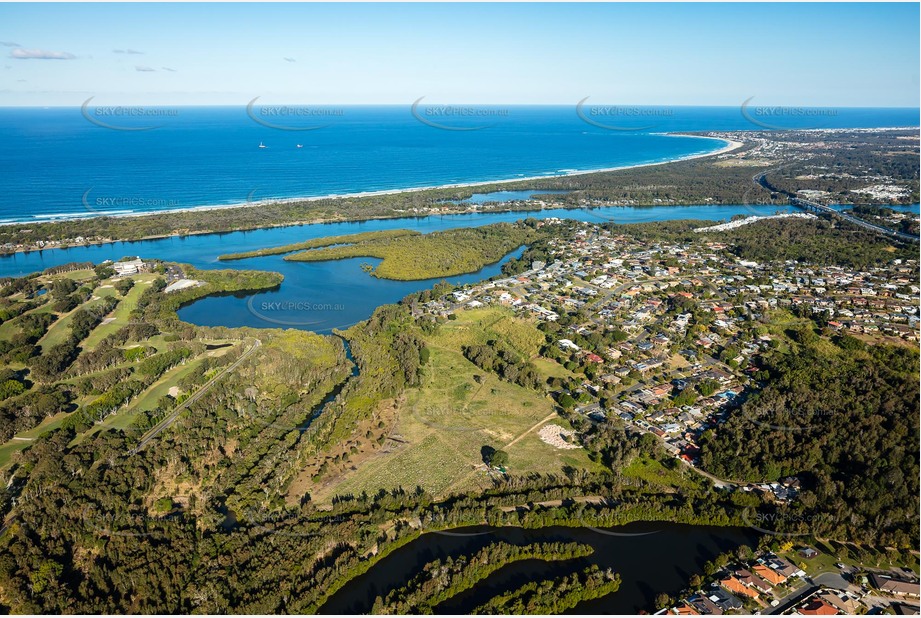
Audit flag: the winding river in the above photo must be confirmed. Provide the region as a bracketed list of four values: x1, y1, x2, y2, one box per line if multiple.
[2, 200, 825, 333]
[319, 523, 761, 614]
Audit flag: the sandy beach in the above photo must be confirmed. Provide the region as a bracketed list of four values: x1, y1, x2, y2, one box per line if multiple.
[2, 133, 744, 227]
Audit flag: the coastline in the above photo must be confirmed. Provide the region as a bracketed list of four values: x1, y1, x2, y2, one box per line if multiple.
[1, 134, 742, 228]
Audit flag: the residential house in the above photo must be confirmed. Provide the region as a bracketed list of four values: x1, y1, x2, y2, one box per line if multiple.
[753, 564, 786, 587]
[871, 573, 921, 597]
[796, 598, 838, 615]
[720, 575, 760, 600]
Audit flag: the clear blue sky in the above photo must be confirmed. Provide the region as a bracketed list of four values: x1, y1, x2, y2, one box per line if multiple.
[1, 2, 918, 107]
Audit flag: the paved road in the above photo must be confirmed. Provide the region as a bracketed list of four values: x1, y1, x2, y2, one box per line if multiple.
[129, 339, 261, 455]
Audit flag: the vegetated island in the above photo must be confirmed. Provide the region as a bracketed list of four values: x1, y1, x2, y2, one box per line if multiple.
[371, 541, 596, 614]
[473, 564, 622, 614]
[283, 221, 544, 280]
[217, 229, 421, 261]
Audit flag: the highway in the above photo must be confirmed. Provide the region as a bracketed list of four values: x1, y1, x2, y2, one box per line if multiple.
[790, 197, 920, 243]
[753, 170, 918, 243]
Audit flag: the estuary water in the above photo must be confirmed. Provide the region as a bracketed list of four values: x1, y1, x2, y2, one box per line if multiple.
[318, 523, 761, 614]
[0, 202, 822, 332]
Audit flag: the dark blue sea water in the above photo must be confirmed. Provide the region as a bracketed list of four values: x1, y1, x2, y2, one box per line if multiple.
[0, 105, 917, 223]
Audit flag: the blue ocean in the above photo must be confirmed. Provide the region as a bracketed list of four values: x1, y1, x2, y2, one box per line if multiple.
[0, 105, 917, 224]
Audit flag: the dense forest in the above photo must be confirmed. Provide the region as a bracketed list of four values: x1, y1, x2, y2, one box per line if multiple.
[699, 335, 919, 547]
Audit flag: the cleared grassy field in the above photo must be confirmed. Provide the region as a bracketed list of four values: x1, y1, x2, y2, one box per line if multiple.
[312, 308, 599, 504]
[622, 456, 705, 491]
[532, 356, 576, 381]
[81, 276, 155, 350]
[430, 307, 545, 360]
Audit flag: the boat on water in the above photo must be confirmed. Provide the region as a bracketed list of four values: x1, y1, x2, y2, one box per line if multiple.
[258, 141, 267, 149]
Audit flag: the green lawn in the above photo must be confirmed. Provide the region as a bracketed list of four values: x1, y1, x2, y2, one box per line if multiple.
[38, 288, 117, 349]
[81, 276, 155, 350]
[42, 268, 95, 282]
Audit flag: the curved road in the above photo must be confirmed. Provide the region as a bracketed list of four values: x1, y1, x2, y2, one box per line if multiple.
[129, 338, 262, 455]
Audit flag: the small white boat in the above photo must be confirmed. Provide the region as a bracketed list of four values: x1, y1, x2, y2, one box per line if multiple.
[258, 141, 267, 149]
[296, 144, 303, 149]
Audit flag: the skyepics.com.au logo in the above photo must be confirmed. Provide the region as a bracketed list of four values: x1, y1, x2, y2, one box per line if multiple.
[576, 97, 673, 132]
[741, 507, 835, 537]
[236, 507, 350, 539]
[81, 504, 186, 538]
[245, 295, 346, 328]
[583, 522, 662, 538]
[82, 187, 179, 216]
[411, 97, 508, 131]
[81, 97, 179, 131]
[246, 97, 344, 131]
[741, 97, 838, 131]
[418, 511, 493, 538]
[408, 401, 517, 433]
[739, 404, 835, 433]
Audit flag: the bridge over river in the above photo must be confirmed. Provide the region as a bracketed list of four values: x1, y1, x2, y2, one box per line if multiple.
[791, 197, 920, 243]
[753, 171, 919, 243]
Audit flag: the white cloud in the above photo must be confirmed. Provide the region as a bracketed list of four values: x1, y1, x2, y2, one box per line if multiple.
[114, 49, 144, 55]
[0, 41, 20, 48]
[11, 48, 75, 60]
[283, 57, 296, 63]
[135, 65, 156, 72]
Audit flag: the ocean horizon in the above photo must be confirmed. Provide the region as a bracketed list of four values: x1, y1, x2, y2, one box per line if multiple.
[0, 105, 917, 224]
